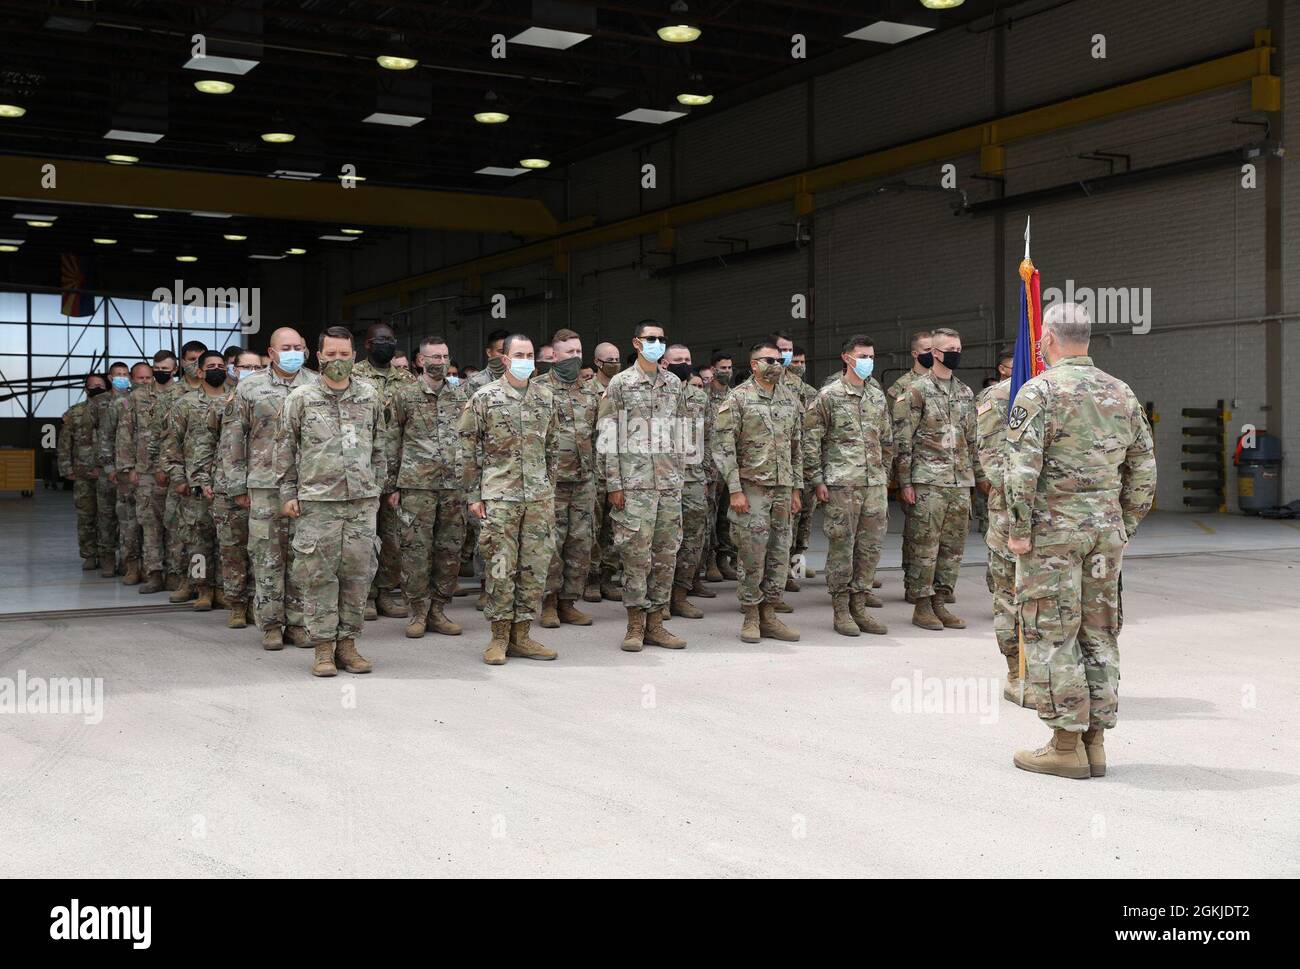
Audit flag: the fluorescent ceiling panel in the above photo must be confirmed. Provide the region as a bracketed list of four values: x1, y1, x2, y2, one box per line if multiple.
[844, 21, 934, 44]
[318, 235, 360, 242]
[475, 166, 531, 177]
[13, 212, 56, 221]
[103, 129, 165, 143]
[509, 27, 591, 50]
[617, 108, 687, 124]
[363, 112, 425, 127]
[182, 55, 259, 75]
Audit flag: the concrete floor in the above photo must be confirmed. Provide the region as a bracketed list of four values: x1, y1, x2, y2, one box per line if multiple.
[2, 490, 1298, 877]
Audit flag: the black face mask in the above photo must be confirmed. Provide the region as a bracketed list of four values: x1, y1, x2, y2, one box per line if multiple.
[553, 357, 581, 382]
[86, 386, 107, 398]
[666, 362, 692, 382]
[916, 352, 933, 369]
[203, 369, 227, 388]
[368, 340, 397, 367]
[153, 369, 174, 384]
[935, 350, 961, 371]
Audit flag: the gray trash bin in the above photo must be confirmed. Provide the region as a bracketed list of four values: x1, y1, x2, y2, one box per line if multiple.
[1236, 432, 1281, 514]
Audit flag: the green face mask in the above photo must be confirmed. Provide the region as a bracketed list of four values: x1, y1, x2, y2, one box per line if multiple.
[553, 357, 582, 382]
[788, 363, 806, 378]
[487, 356, 507, 376]
[322, 359, 354, 382]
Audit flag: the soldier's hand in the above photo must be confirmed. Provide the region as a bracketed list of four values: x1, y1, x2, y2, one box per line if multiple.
[791, 490, 802, 515]
[900, 485, 916, 505]
[469, 501, 485, 520]
[815, 484, 829, 503]
[234, 494, 250, 510]
[108, 471, 117, 484]
[174, 482, 189, 496]
[154, 472, 168, 487]
[729, 491, 749, 514]
[201, 486, 214, 500]
[385, 491, 401, 509]
[608, 489, 625, 510]
[283, 499, 300, 518]
[1008, 536, 1032, 555]
[129, 470, 139, 486]
[976, 480, 991, 496]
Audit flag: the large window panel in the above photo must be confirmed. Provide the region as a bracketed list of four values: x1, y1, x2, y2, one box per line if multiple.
[0, 292, 26, 322]
[0, 354, 30, 418]
[0, 323, 25, 355]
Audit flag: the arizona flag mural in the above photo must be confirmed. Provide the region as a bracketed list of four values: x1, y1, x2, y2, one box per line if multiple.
[60, 252, 95, 317]
[1009, 216, 1044, 416]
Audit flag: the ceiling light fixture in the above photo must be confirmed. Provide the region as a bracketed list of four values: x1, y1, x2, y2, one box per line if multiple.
[340, 228, 364, 235]
[176, 255, 198, 262]
[27, 220, 54, 228]
[103, 129, 164, 143]
[133, 212, 159, 219]
[921, 0, 965, 8]
[319, 235, 360, 242]
[0, 245, 19, 252]
[475, 166, 531, 177]
[676, 92, 713, 105]
[182, 55, 259, 76]
[260, 131, 295, 143]
[377, 54, 419, 71]
[223, 234, 248, 241]
[509, 26, 591, 50]
[657, 1, 701, 43]
[194, 79, 236, 94]
[844, 21, 935, 43]
[519, 157, 551, 169]
[105, 153, 139, 164]
[14, 213, 55, 221]
[286, 248, 307, 255]
[0, 104, 26, 118]
[362, 112, 424, 127]
[93, 238, 117, 245]
[617, 107, 687, 124]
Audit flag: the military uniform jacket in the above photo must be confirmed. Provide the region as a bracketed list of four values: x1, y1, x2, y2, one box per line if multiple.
[895, 371, 981, 488]
[92, 389, 129, 475]
[802, 375, 893, 489]
[457, 376, 558, 503]
[597, 364, 687, 493]
[537, 370, 600, 484]
[149, 378, 204, 472]
[975, 379, 1012, 546]
[163, 390, 226, 489]
[354, 360, 414, 475]
[116, 382, 160, 474]
[1004, 356, 1157, 544]
[58, 400, 96, 478]
[713, 378, 805, 493]
[276, 378, 389, 504]
[220, 366, 317, 496]
[467, 363, 505, 394]
[680, 382, 715, 484]
[390, 376, 467, 491]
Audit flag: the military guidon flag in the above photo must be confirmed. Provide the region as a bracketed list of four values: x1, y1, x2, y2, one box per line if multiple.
[1009, 216, 1044, 431]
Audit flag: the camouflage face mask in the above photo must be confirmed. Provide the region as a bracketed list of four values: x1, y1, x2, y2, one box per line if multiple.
[322, 358, 354, 382]
[788, 363, 806, 378]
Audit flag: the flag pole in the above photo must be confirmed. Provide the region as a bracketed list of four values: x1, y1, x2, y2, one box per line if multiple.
[1017, 214, 1031, 706]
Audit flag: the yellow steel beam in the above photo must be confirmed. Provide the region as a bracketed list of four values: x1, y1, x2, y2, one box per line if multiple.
[343, 36, 1275, 312]
[0, 156, 560, 237]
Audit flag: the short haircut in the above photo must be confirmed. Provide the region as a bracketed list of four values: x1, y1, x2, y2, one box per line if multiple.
[667, 343, 690, 352]
[236, 350, 261, 365]
[997, 346, 1015, 364]
[85, 372, 106, 385]
[502, 333, 533, 356]
[909, 329, 932, 350]
[634, 319, 664, 339]
[750, 340, 779, 357]
[710, 350, 732, 366]
[1043, 302, 1092, 344]
[223, 344, 243, 360]
[793, 345, 806, 357]
[130, 361, 153, 377]
[108, 360, 129, 372]
[768, 329, 792, 344]
[153, 349, 176, 364]
[419, 334, 449, 353]
[931, 327, 960, 341]
[180, 340, 207, 357]
[551, 328, 580, 346]
[841, 334, 874, 354]
[200, 349, 225, 367]
[485, 328, 510, 348]
[318, 325, 354, 350]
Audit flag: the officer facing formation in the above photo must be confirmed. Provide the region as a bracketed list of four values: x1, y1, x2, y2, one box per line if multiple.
[1005, 303, 1156, 779]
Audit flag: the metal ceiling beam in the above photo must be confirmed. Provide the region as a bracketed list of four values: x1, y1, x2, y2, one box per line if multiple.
[0, 156, 560, 236]
[342, 35, 1276, 313]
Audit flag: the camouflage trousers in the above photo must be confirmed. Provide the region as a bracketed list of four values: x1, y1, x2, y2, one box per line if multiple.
[212, 494, 251, 604]
[180, 490, 215, 585]
[673, 480, 710, 591]
[898, 497, 918, 592]
[728, 482, 793, 606]
[292, 497, 380, 643]
[822, 484, 887, 596]
[709, 478, 735, 564]
[115, 479, 141, 564]
[73, 478, 98, 560]
[588, 487, 619, 581]
[547, 478, 596, 600]
[903, 484, 970, 599]
[95, 476, 118, 567]
[369, 501, 403, 597]
[972, 486, 989, 537]
[164, 484, 186, 578]
[134, 477, 166, 574]
[793, 490, 818, 557]
[249, 488, 303, 630]
[479, 496, 555, 623]
[1016, 525, 1125, 731]
[612, 489, 682, 611]
[399, 488, 466, 615]
[987, 543, 1018, 660]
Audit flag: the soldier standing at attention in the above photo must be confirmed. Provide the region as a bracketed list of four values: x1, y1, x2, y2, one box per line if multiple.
[896, 327, 981, 632]
[888, 330, 933, 600]
[1005, 303, 1156, 779]
[390, 335, 468, 639]
[117, 350, 176, 595]
[538, 329, 600, 629]
[785, 343, 819, 585]
[713, 340, 804, 644]
[352, 322, 416, 622]
[802, 335, 892, 637]
[598, 321, 688, 653]
[703, 350, 737, 583]
[584, 341, 624, 604]
[87, 361, 130, 578]
[221, 327, 316, 650]
[277, 326, 389, 678]
[973, 348, 1015, 537]
[59, 373, 107, 571]
[458, 334, 560, 665]
[102, 362, 152, 586]
[462, 328, 513, 607]
[664, 344, 714, 620]
[153, 340, 209, 601]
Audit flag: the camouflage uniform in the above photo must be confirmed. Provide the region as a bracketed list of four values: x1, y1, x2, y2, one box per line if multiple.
[673, 381, 715, 591]
[539, 369, 600, 602]
[597, 365, 686, 612]
[390, 376, 467, 619]
[1005, 356, 1156, 731]
[704, 380, 733, 570]
[786, 372, 819, 567]
[152, 377, 205, 581]
[276, 377, 388, 644]
[58, 398, 99, 562]
[194, 388, 251, 607]
[98, 389, 140, 571]
[976, 379, 1016, 662]
[887, 369, 925, 588]
[116, 382, 167, 576]
[351, 360, 414, 603]
[584, 373, 618, 590]
[895, 372, 981, 600]
[802, 374, 893, 595]
[713, 377, 804, 605]
[87, 390, 122, 571]
[460, 362, 507, 576]
[222, 366, 318, 630]
[457, 377, 558, 623]
[162, 390, 227, 591]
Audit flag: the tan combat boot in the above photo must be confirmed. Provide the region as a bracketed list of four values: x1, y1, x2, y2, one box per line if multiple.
[622, 608, 646, 651]
[122, 559, 142, 586]
[557, 598, 592, 626]
[785, 574, 800, 593]
[311, 640, 337, 677]
[645, 608, 686, 649]
[284, 625, 310, 648]
[772, 599, 793, 614]
[669, 586, 703, 619]
[213, 588, 227, 609]
[193, 583, 213, 612]
[139, 570, 164, 595]
[904, 590, 919, 605]
[717, 555, 738, 581]
[911, 596, 944, 630]
[539, 593, 561, 629]
[872, 578, 882, 589]
[931, 595, 966, 629]
[483, 620, 511, 665]
[1013, 728, 1090, 779]
[427, 602, 462, 636]
[849, 593, 888, 635]
[364, 595, 378, 621]
[262, 626, 284, 651]
[164, 573, 182, 592]
[689, 576, 717, 598]
[704, 552, 723, 583]
[508, 621, 556, 660]
[831, 594, 860, 637]
[759, 602, 800, 641]
[405, 608, 427, 639]
[376, 589, 408, 618]
[335, 638, 373, 674]
[804, 564, 817, 579]
[860, 588, 883, 608]
[168, 575, 193, 603]
[600, 567, 623, 602]
[739, 604, 761, 643]
[1082, 727, 1106, 777]
[582, 575, 603, 603]
[81, 556, 98, 571]
[940, 589, 956, 604]
[227, 601, 246, 629]
[100, 558, 116, 578]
